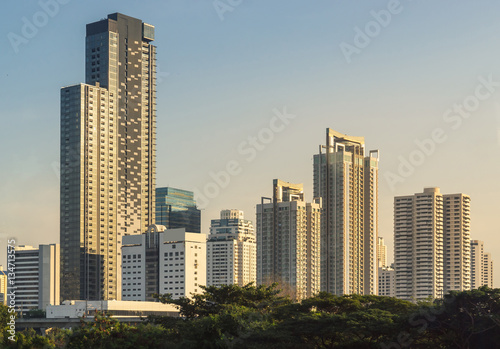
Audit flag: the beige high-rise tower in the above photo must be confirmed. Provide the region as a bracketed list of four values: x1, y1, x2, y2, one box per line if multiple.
[394, 188, 444, 301]
[471, 240, 494, 288]
[394, 188, 471, 302]
[313, 129, 379, 295]
[207, 210, 256, 287]
[60, 13, 156, 301]
[256, 179, 321, 300]
[443, 194, 471, 293]
[377, 237, 388, 268]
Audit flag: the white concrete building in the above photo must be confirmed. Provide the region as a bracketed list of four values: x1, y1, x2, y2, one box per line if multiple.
[394, 188, 444, 301]
[377, 237, 388, 268]
[378, 265, 395, 297]
[207, 210, 256, 287]
[395, 188, 472, 302]
[256, 179, 321, 300]
[471, 240, 494, 289]
[46, 300, 179, 318]
[483, 253, 494, 287]
[443, 194, 471, 293]
[10, 244, 60, 315]
[122, 225, 207, 301]
[470, 240, 484, 289]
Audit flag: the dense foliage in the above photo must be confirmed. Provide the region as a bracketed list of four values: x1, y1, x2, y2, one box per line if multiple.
[0, 285, 499, 348]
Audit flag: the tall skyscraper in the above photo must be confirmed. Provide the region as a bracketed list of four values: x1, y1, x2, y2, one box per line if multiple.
[394, 188, 444, 301]
[483, 253, 494, 287]
[156, 187, 201, 234]
[9, 245, 60, 315]
[470, 240, 484, 289]
[471, 240, 494, 289]
[256, 179, 321, 300]
[377, 237, 388, 268]
[443, 194, 471, 293]
[61, 13, 157, 301]
[207, 210, 256, 287]
[313, 128, 379, 295]
[394, 188, 471, 301]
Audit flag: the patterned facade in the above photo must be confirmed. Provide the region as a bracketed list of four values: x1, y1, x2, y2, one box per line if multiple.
[256, 179, 321, 300]
[61, 13, 156, 301]
[207, 210, 256, 287]
[313, 128, 379, 295]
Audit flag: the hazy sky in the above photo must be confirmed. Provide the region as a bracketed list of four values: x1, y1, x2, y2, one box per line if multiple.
[1, 0, 499, 286]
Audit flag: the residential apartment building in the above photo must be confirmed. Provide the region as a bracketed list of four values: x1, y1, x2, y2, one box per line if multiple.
[471, 240, 494, 288]
[394, 188, 471, 302]
[207, 210, 256, 287]
[61, 13, 157, 301]
[470, 240, 484, 289]
[443, 194, 471, 293]
[156, 187, 201, 234]
[9, 244, 60, 315]
[483, 253, 494, 287]
[121, 225, 206, 301]
[378, 265, 395, 297]
[378, 237, 388, 268]
[313, 128, 379, 295]
[256, 179, 321, 300]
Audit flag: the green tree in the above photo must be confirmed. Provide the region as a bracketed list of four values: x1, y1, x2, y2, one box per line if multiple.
[154, 282, 290, 318]
[423, 286, 500, 349]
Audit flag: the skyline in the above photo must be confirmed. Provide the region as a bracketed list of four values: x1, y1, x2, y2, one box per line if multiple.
[1, 1, 499, 287]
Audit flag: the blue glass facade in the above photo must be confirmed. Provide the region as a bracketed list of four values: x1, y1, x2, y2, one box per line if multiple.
[155, 187, 201, 233]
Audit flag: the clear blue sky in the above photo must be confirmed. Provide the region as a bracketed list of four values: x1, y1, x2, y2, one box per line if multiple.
[1, 0, 499, 286]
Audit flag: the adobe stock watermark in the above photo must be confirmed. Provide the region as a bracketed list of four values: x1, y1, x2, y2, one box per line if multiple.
[385, 75, 499, 191]
[7, 0, 71, 54]
[213, 0, 243, 21]
[495, 103, 500, 146]
[339, 0, 406, 64]
[156, 65, 170, 85]
[194, 107, 296, 209]
[380, 294, 457, 349]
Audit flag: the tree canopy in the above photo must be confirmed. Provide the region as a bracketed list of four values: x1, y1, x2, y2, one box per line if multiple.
[0, 285, 499, 348]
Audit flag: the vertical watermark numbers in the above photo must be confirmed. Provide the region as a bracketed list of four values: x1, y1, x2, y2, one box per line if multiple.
[6, 239, 16, 341]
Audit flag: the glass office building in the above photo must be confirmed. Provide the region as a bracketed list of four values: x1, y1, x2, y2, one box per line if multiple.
[155, 187, 201, 234]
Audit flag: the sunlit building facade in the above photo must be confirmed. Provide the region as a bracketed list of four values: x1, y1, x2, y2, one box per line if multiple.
[207, 210, 256, 287]
[256, 179, 321, 300]
[122, 225, 207, 301]
[471, 240, 494, 289]
[61, 13, 157, 301]
[443, 194, 471, 293]
[394, 188, 444, 301]
[313, 128, 379, 296]
[9, 244, 60, 315]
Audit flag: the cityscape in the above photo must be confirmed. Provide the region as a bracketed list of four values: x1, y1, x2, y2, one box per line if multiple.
[1, 2, 500, 348]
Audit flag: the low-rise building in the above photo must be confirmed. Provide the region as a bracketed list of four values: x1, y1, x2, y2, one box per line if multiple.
[121, 225, 207, 301]
[46, 300, 179, 318]
[378, 265, 395, 297]
[9, 244, 60, 315]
